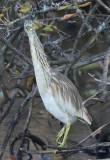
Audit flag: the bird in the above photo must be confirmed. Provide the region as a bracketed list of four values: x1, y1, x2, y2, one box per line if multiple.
[24, 20, 92, 148]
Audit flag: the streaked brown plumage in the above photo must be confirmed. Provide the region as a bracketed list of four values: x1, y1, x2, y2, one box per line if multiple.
[24, 20, 92, 148]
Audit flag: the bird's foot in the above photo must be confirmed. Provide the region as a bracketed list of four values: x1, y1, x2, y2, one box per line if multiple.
[56, 126, 65, 144]
[57, 141, 65, 148]
[54, 141, 65, 156]
[56, 123, 70, 148]
[54, 149, 60, 156]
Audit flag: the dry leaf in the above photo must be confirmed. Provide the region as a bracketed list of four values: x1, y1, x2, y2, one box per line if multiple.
[27, 77, 33, 86]
[58, 4, 72, 11]
[0, 14, 3, 18]
[34, 23, 42, 29]
[33, 20, 42, 30]
[34, 23, 41, 29]
[2, 7, 11, 11]
[93, 97, 103, 102]
[60, 13, 76, 21]
[19, 5, 30, 13]
[24, 2, 30, 6]
[79, 2, 91, 8]
[8, 155, 18, 160]
[91, 128, 102, 137]
[0, 18, 7, 24]
[89, 34, 98, 46]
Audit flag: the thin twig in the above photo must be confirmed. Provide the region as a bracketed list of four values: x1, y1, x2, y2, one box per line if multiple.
[71, 15, 110, 67]
[75, 120, 110, 147]
[88, 73, 110, 86]
[0, 37, 32, 66]
[100, 47, 110, 100]
[96, 0, 110, 13]
[83, 91, 100, 105]
[23, 98, 33, 132]
[23, 141, 110, 154]
[73, 47, 110, 69]
[74, 2, 93, 32]
[0, 86, 37, 159]
[72, 3, 99, 54]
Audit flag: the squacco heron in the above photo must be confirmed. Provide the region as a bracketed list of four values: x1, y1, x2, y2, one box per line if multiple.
[24, 20, 92, 148]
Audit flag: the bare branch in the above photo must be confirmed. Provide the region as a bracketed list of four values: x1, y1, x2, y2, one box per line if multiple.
[0, 37, 32, 67]
[75, 120, 110, 147]
[72, 3, 99, 54]
[100, 48, 110, 101]
[0, 86, 37, 159]
[96, 0, 110, 13]
[74, 2, 93, 31]
[23, 141, 110, 155]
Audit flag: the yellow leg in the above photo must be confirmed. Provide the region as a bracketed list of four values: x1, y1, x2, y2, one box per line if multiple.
[57, 122, 70, 148]
[56, 125, 66, 144]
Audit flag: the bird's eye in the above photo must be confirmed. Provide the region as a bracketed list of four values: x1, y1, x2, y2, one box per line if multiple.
[26, 24, 33, 30]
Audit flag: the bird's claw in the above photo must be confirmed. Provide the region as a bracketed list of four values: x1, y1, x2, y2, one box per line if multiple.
[56, 123, 70, 148]
[56, 126, 65, 144]
[54, 149, 59, 156]
[58, 141, 65, 148]
[57, 139, 65, 147]
[56, 136, 61, 144]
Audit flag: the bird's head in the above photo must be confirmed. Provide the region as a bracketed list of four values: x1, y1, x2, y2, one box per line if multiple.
[24, 20, 35, 33]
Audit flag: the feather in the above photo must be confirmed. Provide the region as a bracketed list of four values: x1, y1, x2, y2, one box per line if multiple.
[24, 20, 92, 125]
[50, 70, 92, 124]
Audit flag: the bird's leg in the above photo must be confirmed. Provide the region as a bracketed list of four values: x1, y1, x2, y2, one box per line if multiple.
[56, 125, 66, 144]
[58, 122, 70, 148]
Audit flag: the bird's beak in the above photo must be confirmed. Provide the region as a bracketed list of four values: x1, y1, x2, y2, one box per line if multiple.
[25, 24, 33, 31]
[24, 20, 33, 32]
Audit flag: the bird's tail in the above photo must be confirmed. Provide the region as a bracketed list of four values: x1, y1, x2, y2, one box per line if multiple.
[82, 107, 92, 125]
[77, 107, 92, 125]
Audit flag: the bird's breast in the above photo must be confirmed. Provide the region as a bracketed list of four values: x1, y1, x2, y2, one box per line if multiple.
[41, 88, 77, 124]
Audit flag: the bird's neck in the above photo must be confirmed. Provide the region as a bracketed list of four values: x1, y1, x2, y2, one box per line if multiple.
[27, 30, 51, 96]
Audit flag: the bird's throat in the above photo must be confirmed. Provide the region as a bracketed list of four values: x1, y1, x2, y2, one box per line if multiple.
[27, 28, 51, 95]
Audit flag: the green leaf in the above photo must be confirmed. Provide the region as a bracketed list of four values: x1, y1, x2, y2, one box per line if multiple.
[43, 26, 53, 32]
[40, 33, 48, 36]
[53, 25, 58, 30]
